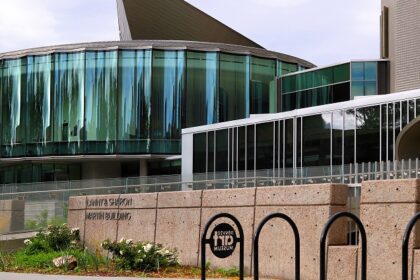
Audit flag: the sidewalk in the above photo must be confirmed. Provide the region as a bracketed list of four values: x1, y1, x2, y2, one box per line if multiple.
[0, 272, 195, 280]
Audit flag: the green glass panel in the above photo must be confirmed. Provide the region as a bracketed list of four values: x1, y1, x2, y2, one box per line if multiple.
[151, 50, 185, 154]
[53, 52, 85, 155]
[1, 59, 26, 157]
[282, 62, 298, 75]
[84, 51, 118, 154]
[282, 75, 296, 93]
[314, 67, 333, 87]
[333, 63, 350, 83]
[351, 62, 364, 81]
[26, 55, 53, 156]
[219, 53, 249, 122]
[185, 51, 218, 128]
[250, 56, 276, 114]
[117, 50, 152, 154]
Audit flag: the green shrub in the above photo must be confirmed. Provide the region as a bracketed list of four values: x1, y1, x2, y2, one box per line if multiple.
[101, 238, 179, 271]
[24, 224, 81, 254]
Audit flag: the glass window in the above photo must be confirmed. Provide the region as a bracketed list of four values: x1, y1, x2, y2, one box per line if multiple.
[1, 59, 26, 157]
[302, 114, 331, 167]
[356, 106, 380, 163]
[364, 62, 377, 81]
[256, 122, 274, 170]
[365, 81, 377, 96]
[352, 81, 364, 98]
[53, 52, 85, 155]
[151, 50, 185, 153]
[219, 53, 249, 122]
[208, 131, 215, 173]
[26, 55, 53, 156]
[247, 125, 255, 171]
[417, 99, 420, 118]
[381, 104, 387, 162]
[215, 129, 228, 172]
[314, 67, 333, 87]
[332, 111, 343, 165]
[344, 109, 355, 164]
[285, 119, 294, 168]
[332, 82, 350, 103]
[250, 57, 276, 115]
[238, 127, 246, 171]
[282, 62, 298, 75]
[351, 62, 364, 81]
[193, 133, 207, 173]
[333, 63, 350, 83]
[117, 50, 152, 154]
[185, 51, 218, 128]
[84, 51, 118, 154]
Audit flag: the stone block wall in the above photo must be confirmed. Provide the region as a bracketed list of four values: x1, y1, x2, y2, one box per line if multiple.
[68, 184, 349, 279]
[0, 199, 25, 233]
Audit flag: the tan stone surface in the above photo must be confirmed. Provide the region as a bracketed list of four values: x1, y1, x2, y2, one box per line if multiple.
[85, 194, 121, 209]
[254, 205, 347, 280]
[361, 179, 420, 203]
[84, 210, 118, 250]
[256, 184, 348, 206]
[68, 196, 86, 210]
[202, 188, 255, 207]
[200, 207, 255, 274]
[117, 209, 156, 243]
[0, 200, 25, 233]
[327, 246, 358, 280]
[360, 203, 418, 280]
[158, 190, 202, 208]
[155, 208, 201, 266]
[119, 193, 157, 209]
[68, 210, 86, 241]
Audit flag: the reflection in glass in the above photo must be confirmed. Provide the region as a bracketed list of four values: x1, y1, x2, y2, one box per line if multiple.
[219, 54, 249, 122]
[302, 114, 331, 167]
[250, 57, 276, 114]
[356, 106, 380, 163]
[256, 122, 274, 170]
[185, 52, 218, 128]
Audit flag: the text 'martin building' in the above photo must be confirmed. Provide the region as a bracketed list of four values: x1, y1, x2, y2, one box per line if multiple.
[0, 0, 420, 185]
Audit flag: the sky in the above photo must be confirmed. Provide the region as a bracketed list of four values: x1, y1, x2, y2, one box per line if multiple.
[0, 0, 381, 66]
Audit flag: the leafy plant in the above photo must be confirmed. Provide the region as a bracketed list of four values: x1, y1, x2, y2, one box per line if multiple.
[215, 266, 240, 277]
[23, 224, 81, 254]
[25, 210, 66, 230]
[101, 238, 179, 271]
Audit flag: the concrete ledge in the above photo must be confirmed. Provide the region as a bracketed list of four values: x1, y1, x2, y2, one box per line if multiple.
[327, 246, 358, 280]
[256, 184, 348, 206]
[361, 179, 420, 203]
[202, 188, 256, 207]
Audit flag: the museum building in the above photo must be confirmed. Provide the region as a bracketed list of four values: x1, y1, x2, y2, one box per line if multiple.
[1, 0, 420, 185]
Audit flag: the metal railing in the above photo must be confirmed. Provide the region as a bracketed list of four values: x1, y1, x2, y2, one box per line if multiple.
[0, 159, 418, 236]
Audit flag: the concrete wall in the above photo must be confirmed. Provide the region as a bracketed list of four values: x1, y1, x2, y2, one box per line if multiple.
[68, 184, 348, 279]
[0, 200, 24, 233]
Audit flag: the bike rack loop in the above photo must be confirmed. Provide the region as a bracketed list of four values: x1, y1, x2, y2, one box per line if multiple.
[319, 211, 367, 280]
[402, 212, 420, 280]
[201, 212, 244, 280]
[253, 212, 300, 280]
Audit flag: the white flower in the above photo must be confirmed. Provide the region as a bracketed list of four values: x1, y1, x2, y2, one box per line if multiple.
[70, 228, 79, 234]
[24, 239, 32, 245]
[126, 239, 133, 245]
[143, 243, 153, 253]
[119, 237, 125, 243]
[119, 250, 124, 255]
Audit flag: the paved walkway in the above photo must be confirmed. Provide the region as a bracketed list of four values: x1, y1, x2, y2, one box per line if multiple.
[0, 272, 196, 280]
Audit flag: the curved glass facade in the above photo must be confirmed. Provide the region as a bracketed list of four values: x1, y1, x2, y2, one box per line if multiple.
[0, 48, 303, 158]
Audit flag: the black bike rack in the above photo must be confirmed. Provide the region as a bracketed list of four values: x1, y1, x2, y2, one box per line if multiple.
[201, 213, 244, 280]
[402, 212, 420, 280]
[319, 212, 367, 280]
[253, 212, 300, 280]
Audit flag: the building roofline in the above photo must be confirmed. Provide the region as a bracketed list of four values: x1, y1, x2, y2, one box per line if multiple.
[182, 88, 420, 134]
[0, 40, 315, 68]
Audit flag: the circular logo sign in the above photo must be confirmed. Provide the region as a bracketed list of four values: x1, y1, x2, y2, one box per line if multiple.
[210, 223, 237, 258]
